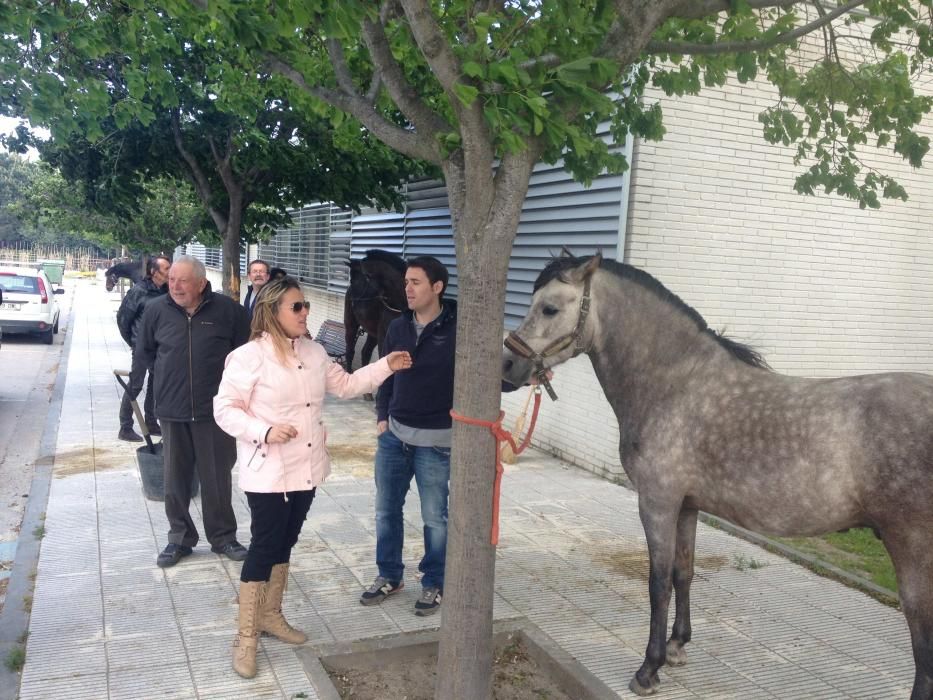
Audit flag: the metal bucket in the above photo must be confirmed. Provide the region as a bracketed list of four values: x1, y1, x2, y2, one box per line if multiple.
[136, 442, 199, 502]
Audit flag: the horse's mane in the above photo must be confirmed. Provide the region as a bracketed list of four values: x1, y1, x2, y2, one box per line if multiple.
[362, 249, 407, 276]
[536, 255, 770, 370]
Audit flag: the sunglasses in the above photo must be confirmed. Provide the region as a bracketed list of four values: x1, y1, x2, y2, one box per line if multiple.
[290, 301, 311, 313]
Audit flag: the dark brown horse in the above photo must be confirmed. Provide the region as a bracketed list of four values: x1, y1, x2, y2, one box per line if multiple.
[503, 251, 933, 699]
[105, 258, 145, 291]
[343, 249, 406, 370]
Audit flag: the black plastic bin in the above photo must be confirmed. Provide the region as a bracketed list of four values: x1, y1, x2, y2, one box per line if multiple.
[136, 442, 199, 502]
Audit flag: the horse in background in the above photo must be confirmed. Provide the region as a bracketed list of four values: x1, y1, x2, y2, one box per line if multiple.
[105, 258, 146, 292]
[343, 249, 406, 371]
[502, 251, 933, 699]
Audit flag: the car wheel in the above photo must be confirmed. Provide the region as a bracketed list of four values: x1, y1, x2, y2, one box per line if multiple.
[42, 328, 54, 345]
[53, 314, 60, 334]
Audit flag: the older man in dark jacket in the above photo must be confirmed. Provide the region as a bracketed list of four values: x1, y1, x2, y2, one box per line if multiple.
[136, 255, 251, 568]
[116, 255, 170, 442]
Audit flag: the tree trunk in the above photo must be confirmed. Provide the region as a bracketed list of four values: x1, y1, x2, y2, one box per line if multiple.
[436, 191, 525, 699]
[221, 190, 243, 299]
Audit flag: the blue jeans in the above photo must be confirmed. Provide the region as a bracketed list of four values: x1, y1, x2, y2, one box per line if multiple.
[374, 429, 450, 590]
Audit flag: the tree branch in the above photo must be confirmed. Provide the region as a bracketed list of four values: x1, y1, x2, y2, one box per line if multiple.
[171, 110, 227, 233]
[264, 54, 440, 164]
[359, 14, 450, 137]
[398, 0, 492, 187]
[646, 0, 868, 56]
[326, 38, 358, 96]
[398, 0, 489, 141]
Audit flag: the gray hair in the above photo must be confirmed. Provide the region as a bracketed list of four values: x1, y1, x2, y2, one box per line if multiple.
[171, 255, 206, 280]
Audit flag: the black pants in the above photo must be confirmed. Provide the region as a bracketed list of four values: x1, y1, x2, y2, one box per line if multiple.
[240, 489, 316, 582]
[119, 352, 155, 430]
[161, 419, 238, 549]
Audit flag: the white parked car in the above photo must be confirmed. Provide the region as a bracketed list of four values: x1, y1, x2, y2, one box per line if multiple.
[0, 265, 64, 344]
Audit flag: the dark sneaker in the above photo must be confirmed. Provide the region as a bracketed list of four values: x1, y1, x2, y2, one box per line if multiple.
[145, 422, 162, 436]
[118, 427, 144, 442]
[157, 543, 193, 568]
[414, 587, 442, 616]
[360, 576, 404, 606]
[211, 541, 248, 561]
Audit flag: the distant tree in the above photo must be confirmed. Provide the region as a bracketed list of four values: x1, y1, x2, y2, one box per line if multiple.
[1, 4, 426, 296]
[12, 166, 209, 254]
[0, 152, 37, 242]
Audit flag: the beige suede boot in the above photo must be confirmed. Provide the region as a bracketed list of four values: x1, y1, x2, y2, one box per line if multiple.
[232, 581, 263, 678]
[259, 563, 307, 644]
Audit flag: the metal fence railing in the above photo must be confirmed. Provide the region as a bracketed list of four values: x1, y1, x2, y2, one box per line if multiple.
[0, 244, 111, 272]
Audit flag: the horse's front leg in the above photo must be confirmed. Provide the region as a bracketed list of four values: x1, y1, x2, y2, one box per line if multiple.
[631, 498, 680, 697]
[666, 506, 698, 667]
[360, 334, 377, 367]
[343, 297, 358, 371]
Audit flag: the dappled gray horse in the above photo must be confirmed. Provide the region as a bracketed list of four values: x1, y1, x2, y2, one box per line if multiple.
[502, 252, 933, 699]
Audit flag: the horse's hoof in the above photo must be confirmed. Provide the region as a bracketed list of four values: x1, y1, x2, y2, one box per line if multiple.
[628, 676, 658, 696]
[665, 642, 688, 667]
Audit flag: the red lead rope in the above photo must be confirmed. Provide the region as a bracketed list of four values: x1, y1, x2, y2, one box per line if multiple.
[450, 388, 543, 545]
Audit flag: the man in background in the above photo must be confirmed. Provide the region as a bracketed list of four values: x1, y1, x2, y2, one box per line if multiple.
[136, 255, 251, 568]
[242, 259, 270, 320]
[116, 255, 170, 442]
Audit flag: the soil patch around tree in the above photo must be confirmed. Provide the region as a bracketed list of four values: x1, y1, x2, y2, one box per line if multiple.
[301, 620, 615, 700]
[326, 636, 568, 700]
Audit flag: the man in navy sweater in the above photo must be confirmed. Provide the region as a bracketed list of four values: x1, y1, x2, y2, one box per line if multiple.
[360, 256, 456, 616]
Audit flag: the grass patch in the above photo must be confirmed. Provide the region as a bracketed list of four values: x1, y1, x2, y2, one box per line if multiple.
[4, 646, 25, 673]
[32, 525, 45, 540]
[22, 594, 32, 614]
[733, 554, 766, 571]
[775, 528, 897, 593]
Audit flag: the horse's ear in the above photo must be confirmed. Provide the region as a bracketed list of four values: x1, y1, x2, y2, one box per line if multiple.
[560, 246, 574, 258]
[565, 253, 601, 283]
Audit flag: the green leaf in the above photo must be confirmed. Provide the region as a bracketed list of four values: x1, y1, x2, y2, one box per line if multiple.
[453, 83, 479, 107]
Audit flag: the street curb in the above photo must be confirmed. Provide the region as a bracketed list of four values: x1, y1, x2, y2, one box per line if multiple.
[0, 290, 75, 700]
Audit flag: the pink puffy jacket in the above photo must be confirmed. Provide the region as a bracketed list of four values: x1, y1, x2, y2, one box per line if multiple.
[213, 333, 393, 495]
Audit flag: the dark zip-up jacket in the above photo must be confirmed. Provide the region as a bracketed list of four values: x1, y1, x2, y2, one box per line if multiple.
[376, 300, 457, 429]
[136, 283, 250, 422]
[116, 278, 166, 348]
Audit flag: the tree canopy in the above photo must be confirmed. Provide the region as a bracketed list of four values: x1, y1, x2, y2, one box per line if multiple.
[1, 2, 427, 294]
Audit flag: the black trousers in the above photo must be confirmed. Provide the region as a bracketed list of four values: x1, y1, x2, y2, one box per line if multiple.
[161, 419, 238, 549]
[119, 351, 155, 429]
[240, 489, 316, 582]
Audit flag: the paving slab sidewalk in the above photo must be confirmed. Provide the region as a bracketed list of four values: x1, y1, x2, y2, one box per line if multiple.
[11, 279, 915, 699]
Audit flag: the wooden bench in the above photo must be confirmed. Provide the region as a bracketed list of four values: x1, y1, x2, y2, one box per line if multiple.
[313, 320, 347, 364]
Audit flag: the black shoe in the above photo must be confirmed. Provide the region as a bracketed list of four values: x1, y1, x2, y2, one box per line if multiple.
[145, 422, 162, 436]
[211, 541, 248, 561]
[157, 543, 193, 568]
[118, 427, 144, 442]
[360, 576, 404, 606]
[414, 586, 442, 616]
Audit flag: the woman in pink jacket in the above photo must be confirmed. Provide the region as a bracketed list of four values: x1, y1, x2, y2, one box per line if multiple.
[214, 276, 411, 679]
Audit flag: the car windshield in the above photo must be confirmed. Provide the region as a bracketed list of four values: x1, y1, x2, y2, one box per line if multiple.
[0, 274, 40, 294]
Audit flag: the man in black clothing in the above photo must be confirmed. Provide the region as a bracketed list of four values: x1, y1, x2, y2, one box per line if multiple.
[116, 255, 170, 442]
[136, 255, 251, 567]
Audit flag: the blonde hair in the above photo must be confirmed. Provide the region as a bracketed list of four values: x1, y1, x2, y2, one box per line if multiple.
[249, 276, 303, 363]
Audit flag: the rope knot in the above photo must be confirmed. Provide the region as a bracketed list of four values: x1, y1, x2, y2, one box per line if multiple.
[449, 389, 542, 545]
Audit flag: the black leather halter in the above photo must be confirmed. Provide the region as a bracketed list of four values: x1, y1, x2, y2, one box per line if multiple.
[503, 276, 592, 401]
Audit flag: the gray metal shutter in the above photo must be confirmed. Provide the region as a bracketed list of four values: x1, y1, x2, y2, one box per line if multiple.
[505, 157, 627, 326]
[349, 211, 406, 259]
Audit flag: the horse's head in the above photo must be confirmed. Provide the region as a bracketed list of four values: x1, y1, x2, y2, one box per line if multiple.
[104, 268, 118, 292]
[503, 251, 601, 388]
